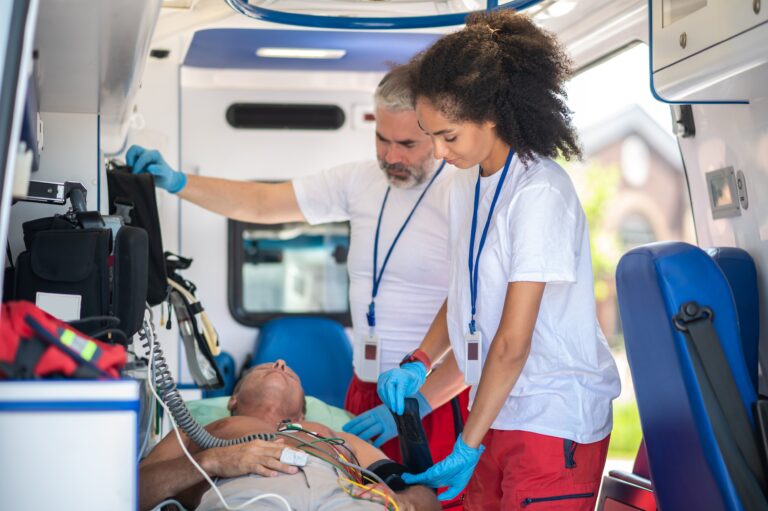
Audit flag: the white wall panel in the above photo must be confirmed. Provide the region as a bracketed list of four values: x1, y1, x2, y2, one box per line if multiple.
[180, 71, 380, 368]
[128, 37, 185, 382]
[679, 64, 768, 392]
[8, 112, 99, 258]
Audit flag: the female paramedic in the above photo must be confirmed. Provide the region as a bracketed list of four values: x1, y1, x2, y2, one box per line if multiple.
[376, 10, 621, 510]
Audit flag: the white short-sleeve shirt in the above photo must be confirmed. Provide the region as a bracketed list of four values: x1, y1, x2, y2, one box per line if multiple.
[446, 155, 621, 443]
[293, 161, 457, 377]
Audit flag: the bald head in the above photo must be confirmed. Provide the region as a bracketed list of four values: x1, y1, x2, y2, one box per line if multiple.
[228, 360, 306, 423]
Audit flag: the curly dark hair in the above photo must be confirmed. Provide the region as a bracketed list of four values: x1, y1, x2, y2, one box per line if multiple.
[409, 10, 581, 163]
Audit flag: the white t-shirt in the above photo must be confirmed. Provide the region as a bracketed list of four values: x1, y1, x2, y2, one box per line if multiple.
[293, 160, 457, 377]
[446, 154, 621, 443]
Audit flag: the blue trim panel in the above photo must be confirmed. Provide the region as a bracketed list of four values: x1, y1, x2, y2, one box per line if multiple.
[0, 377, 137, 384]
[0, 400, 140, 412]
[176, 383, 202, 390]
[184, 29, 440, 71]
[224, 0, 542, 30]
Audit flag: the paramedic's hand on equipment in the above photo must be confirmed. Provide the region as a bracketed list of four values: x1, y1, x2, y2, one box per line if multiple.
[343, 392, 432, 446]
[126, 145, 187, 193]
[378, 361, 427, 416]
[402, 434, 484, 502]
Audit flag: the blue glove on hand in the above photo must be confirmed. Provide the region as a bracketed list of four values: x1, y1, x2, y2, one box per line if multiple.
[402, 434, 485, 501]
[342, 392, 432, 447]
[377, 362, 427, 416]
[126, 144, 187, 193]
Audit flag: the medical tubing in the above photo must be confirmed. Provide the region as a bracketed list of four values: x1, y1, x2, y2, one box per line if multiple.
[275, 431, 387, 488]
[139, 314, 275, 449]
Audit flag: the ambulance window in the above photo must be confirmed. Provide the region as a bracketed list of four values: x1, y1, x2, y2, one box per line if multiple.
[228, 220, 351, 326]
[618, 213, 656, 249]
[226, 103, 345, 130]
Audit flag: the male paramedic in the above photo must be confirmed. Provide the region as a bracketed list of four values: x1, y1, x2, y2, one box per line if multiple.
[127, 64, 470, 463]
[139, 360, 441, 511]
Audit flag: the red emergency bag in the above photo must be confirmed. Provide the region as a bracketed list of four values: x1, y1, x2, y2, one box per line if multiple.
[0, 301, 126, 379]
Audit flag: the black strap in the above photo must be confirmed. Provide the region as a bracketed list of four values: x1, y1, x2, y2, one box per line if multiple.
[564, 439, 577, 469]
[6, 240, 14, 270]
[72, 365, 105, 379]
[366, 460, 408, 492]
[0, 336, 47, 378]
[674, 302, 768, 506]
[24, 315, 109, 378]
[392, 397, 433, 475]
[450, 394, 464, 438]
[187, 302, 204, 315]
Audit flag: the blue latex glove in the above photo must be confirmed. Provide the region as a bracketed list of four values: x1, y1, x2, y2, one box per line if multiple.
[342, 392, 432, 447]
[126, 145, 187, 193]
[402, 434, 485, 501]
[377, 362, 427, 416]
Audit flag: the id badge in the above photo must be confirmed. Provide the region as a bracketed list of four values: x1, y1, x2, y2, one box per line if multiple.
[464, 330, 482, 385]
[357, 332, 380, 382]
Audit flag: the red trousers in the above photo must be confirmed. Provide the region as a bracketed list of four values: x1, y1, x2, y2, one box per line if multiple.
[344, 374, 470, 464]
[465, 429, 610, 511]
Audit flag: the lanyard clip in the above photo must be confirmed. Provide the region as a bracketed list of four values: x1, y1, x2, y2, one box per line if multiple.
[469, 319, 476, 335]
[366, 302, 376, 328]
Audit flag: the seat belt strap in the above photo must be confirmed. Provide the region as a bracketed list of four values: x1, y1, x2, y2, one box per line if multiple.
[674, 302, 768, 492]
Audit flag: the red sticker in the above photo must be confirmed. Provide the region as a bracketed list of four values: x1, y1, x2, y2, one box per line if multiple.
[468, 342, 479, 361]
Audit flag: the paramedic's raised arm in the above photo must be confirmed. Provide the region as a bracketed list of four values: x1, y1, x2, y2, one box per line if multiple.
[126, 145, 305, 224]
[181, 175, 304, 224]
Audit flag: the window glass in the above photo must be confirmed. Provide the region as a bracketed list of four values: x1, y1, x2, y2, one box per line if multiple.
[230, 220, 351, 326]
[618, 212, 657, 249]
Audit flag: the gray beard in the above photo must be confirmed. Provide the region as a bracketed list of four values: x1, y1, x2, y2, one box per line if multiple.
[379, 160, 435, 189]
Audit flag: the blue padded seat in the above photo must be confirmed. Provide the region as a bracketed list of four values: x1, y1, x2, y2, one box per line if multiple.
[707, 247, 760, 390]
[617, 241, 766, 511]
[203, 352, 237, 398]
[250, 317, 353, 408]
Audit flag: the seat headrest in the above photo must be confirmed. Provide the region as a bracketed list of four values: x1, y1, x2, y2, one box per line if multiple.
[707, 247, 760, 390]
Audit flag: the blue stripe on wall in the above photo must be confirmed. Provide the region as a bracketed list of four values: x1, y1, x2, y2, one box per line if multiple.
[184, 29, 439, 71]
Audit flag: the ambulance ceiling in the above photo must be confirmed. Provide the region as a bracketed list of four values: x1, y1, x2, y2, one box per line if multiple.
[183, 29, 440, 71]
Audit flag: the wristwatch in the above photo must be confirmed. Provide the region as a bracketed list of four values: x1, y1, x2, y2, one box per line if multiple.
[400, 349, 432, 372]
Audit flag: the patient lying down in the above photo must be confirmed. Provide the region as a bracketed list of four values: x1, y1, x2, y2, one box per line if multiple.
[139, 360, 440, 511]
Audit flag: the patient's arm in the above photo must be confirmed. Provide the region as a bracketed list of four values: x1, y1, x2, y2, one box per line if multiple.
[139, 418, 295, 511]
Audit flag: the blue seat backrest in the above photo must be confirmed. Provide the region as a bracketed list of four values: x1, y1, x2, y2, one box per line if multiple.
[203, 352, 237, 398]
[617, 242, 758, 511]
[707, 247, 760, 390]
[250, 317, 353, 408]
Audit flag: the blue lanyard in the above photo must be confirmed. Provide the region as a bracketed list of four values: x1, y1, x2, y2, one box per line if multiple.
[467, 148, 515, 334]
[367, 161, 447, 328]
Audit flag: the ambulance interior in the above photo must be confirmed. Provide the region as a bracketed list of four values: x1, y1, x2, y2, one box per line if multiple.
[0, 1, 767, 510]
